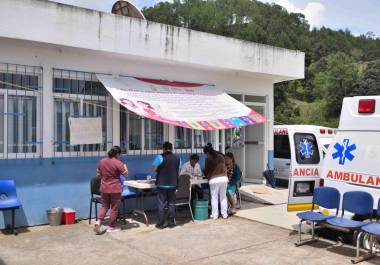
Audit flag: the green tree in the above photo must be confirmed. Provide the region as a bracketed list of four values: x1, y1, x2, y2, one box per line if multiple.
[354, 60, 380, 95]
[313, 52, 359, 117]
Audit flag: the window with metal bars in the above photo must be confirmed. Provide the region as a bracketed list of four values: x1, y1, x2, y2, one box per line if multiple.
[174, 127, 214, 152]
[53, 69, 112, 157]
[0, 62, 43, 159]
[120, 105, 164, 154]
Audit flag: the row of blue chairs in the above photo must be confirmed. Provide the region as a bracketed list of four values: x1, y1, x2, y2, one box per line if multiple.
[296, 187, 380, 263]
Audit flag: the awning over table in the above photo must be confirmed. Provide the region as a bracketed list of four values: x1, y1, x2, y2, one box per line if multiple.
[96, 75, 267, 130]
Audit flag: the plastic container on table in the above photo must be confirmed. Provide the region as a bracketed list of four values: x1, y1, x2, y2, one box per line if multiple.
[192, 199, 209, 221]
[61, 208, 76, 225]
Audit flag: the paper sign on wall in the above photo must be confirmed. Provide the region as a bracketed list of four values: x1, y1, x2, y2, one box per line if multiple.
[68, 117, 102, 145]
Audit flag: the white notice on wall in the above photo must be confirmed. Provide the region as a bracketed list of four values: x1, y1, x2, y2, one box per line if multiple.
[68, 117, 102, 145]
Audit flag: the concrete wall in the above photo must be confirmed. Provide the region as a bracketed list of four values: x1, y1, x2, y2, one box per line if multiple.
[0, 0, 304, 82]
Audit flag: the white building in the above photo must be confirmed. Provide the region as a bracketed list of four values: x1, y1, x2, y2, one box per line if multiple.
[0, 0, 304, 226]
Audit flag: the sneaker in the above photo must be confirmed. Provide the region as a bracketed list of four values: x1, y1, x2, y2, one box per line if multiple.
[106, 227, 121, 233]
[167, 223, 175, 229]
[210, 215, 218, 220]
[94, 222, 101, 235]
[155, 223, 166, 230]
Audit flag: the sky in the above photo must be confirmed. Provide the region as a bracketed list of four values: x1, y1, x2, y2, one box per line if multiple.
[52, 0, 380, 37]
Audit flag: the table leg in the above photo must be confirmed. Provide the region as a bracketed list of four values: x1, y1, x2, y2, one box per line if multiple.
[132, 190, 149, 226]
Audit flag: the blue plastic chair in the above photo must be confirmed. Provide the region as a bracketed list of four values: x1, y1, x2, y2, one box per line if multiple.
[327, 191, 373, 229]
[295, 187, 340, 246]
[0, 180, 22, 235]
[327, 191, 373, 262]
[120, 176, 136, 224]
[352, 198, 380, 263]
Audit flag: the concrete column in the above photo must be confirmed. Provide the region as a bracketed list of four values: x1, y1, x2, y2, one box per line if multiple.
[112, 99, 120, 147]
[167, 125, 174, 144]
[267, 89, 274, 170]
[213, 131, 219, 151]
[42, 66, 54, 158]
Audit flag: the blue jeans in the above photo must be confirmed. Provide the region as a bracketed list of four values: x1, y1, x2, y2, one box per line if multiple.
[157, 188, 176, 225]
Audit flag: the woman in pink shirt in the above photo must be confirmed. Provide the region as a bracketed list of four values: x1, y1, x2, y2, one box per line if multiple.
[94, 146, 128, 234]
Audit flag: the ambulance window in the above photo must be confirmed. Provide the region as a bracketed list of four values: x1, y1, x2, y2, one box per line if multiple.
[294, 133, 320, 164]
[274, 135, 290, 159]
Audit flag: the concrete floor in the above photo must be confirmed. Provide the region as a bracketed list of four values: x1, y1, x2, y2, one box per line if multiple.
[1, 206, 380, 265]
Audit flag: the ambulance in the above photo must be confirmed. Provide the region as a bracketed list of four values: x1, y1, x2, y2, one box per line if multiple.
[273, 125, 335, 182]
[287, 96, 380, 212]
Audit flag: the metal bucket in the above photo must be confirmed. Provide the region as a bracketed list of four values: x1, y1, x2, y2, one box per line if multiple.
[47, 208, 63, 226]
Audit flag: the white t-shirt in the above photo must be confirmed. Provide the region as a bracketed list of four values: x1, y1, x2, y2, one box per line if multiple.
[180, 161, 202, 178]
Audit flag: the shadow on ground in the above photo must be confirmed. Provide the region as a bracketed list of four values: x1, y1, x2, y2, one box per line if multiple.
[0, 226, 31, 236]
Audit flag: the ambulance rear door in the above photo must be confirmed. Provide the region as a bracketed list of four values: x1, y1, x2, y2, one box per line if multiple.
[273, 128, 291, 180]
[287, 129, 323, 211]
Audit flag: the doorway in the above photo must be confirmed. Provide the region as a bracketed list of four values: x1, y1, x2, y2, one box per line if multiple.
[243, 105, 266, 183]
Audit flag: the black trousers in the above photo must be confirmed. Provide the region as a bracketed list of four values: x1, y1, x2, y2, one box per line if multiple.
[191, 185, 204, 200]
[157, 188, 176, 225]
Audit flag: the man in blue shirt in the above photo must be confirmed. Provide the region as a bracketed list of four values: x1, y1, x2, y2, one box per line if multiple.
[152, 142, 181, 229]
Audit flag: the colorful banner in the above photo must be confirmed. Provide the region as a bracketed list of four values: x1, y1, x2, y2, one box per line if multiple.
[97, 75, 267, 130]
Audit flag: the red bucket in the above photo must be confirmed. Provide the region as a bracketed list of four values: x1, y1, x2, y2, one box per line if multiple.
[62, 208, 76, 225]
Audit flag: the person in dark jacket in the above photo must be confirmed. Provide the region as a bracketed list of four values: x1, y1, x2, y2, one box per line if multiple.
[152, 142, 181, 229]
[225, 152, 241, 215]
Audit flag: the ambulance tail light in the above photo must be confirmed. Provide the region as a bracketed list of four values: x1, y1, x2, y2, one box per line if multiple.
[320, 129, 326, 134]
[358, 99, 376, 114]
[327, 129, 333, 134]
[319, 179, 324, 187]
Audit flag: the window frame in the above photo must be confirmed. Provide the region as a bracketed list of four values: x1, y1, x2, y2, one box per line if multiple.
[0, 63, 43, 159]
[172, 126, 215, 154]
[52, 69, 113, 157]
[293, 133, 320, 165]
[120, 106, 166, 155]
[274, 134, 291, 159]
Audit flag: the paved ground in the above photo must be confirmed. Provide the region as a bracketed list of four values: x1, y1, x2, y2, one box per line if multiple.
[1, 205, 380, 265]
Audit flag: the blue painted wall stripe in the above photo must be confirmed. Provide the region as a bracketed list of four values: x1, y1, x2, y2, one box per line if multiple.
[0, 153, 203, 228]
